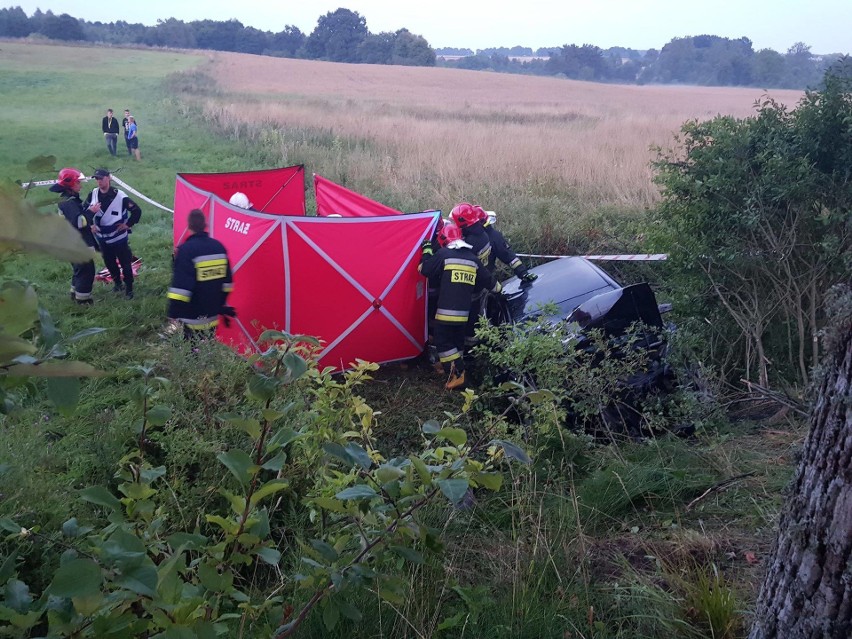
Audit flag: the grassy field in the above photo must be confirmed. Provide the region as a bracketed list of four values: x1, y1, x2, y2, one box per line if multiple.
[0, 40, 804, 639]
[201, 52, 801, 232]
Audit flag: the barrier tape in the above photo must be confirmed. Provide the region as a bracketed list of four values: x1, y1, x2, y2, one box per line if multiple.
[517, 253, 668, 261]
[110, 176, 174, 213]
[20, 176, 174, 213]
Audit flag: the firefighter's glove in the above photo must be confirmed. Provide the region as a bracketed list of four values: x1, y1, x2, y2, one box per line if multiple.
[421, 239, 433, 255]
[220, 305, 237, 328]
[520, 272, 538, 284]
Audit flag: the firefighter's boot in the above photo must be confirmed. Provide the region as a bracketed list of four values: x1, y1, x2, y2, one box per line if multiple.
[445, 370, 466, 391]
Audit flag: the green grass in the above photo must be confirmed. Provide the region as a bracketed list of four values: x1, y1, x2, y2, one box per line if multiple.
[0, 40, 802, 639]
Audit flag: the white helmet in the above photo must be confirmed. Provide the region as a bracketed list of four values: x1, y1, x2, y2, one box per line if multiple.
[486, 210, 498, 226]
[229, 192, 252, 209]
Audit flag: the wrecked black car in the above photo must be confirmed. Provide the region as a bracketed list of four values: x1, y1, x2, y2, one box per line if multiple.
[477, 257, 678, 438]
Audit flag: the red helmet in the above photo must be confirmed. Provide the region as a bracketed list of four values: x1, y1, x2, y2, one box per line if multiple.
[437, 222, 463, 248]
[472, 205, 489, 223]
[56, 167, 83, 189]
[450, 202, 479, 228]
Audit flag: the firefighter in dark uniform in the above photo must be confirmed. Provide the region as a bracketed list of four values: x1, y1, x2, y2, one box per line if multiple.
[419, 222, 500, 390]
[167, 209, 234, 339]
[475, 205, 537, 282]
[450, 202, 491, 267]
[50, 167, 98, 305]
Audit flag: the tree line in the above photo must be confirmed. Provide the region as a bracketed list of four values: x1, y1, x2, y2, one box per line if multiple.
[1, 5, 847, 88]
[0, 6, 436, 66]
[440, 36, 847, 89]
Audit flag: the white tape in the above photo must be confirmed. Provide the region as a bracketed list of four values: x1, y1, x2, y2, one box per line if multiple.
[21, 175, 174, 214]
[19, 179, 57, 188]
[517, 253, 668, 261]
[110, 176, 173, 213]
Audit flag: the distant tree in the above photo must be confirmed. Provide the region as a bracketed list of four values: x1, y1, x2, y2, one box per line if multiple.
[357, 31, 394, 64]
[193, 19, 244, 52]
[785, 42, 823, 88]
[545, 44, 607, 80]
[303, 8, 367, 62]
[478, 46, 533, 57]
[40, 12, 85, 41]
[82, 19, 148, 45]
[391, 28, 435, 66]
[752, 48, 786, 87]
[142, 18, 197, 49]
[435, 47, 473, 56]
[455, 54, 492, 71]
[236, 26, 269, 55]
[605, 46, 643, 60]
[608, 56, 642, 83]
[268, 25, 305, 57]
[0, 6, 32, 37]
[651, 35, 755, 85]
[28, 8, 45, 33]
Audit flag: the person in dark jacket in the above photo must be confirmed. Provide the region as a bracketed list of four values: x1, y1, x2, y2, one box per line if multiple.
[50, 167, 98, 305]
[451, 203, 536, 282]
[419, 221, 500, 390]
[475, 205, 537, 282]
[449, 202, 491, 267]
[86, 169, 142, 299]
[167, 209, 234, 339]
[101, 108, 119, 156]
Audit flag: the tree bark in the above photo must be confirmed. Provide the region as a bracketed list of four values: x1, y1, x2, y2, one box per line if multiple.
[748, 287, 852, 639]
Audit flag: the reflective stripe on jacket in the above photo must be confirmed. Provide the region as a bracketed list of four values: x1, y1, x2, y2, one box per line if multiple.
[419, 246, 499, 325]
[167, 232, 232, 325]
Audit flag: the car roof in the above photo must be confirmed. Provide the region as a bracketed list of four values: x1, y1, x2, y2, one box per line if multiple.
[501, 257, 622, 322]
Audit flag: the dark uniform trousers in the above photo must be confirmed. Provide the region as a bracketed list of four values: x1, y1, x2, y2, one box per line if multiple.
[102, 241, 134, 292]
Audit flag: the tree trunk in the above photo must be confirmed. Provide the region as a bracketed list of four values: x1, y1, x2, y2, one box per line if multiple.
[748, 286, 852, 639]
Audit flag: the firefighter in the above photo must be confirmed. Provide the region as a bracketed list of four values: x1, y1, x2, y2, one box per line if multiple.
[449, 202, 491, 267]
[228, 192, 257, 211]
[422, 217, 446, 370]
[474, 205, 537, 282]
[86, 169, 142, 299]
[167, 209, 234, 339]
[419, 221, 500, 390]
[50, 167, 98, 305]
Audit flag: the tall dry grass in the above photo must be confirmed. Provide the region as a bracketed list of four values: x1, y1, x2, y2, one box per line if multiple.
[200, 52, 802, 217]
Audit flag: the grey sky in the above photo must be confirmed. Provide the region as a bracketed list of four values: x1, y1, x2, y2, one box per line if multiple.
[11, 0, 851, 54]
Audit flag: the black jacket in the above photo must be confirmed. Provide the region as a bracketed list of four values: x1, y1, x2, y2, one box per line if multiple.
[57, 192, 98, 252]
[485, 223, 528, 277]
[102, 115, 119, 135]
[167, 232, 233, 329]
[419, 245, 499, 324]
[461, 221, 492, 267]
